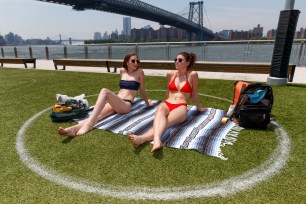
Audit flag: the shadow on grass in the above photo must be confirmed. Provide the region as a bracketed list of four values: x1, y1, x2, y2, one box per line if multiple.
[287, 83, 306, 88]
[132, 143, 164, 159]
[152, 148, 164, 160]
[61, 137, 74, 144]
[132, 142, 149, 155]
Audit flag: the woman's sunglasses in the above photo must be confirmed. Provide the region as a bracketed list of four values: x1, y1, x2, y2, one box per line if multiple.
[174, 58, 183, 63]
[131, 59, 140, 64]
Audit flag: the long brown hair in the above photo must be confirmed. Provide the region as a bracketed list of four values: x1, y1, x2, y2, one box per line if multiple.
[178, 52, 196, 70]
[122, 52, 138, 70]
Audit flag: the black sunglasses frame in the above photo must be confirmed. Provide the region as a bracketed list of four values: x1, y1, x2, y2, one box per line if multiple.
[131, 59, 140, 64]
[174, 58, 183, 63]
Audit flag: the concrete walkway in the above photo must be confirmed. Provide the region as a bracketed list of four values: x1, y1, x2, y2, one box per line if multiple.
[3, 59, 306, 84]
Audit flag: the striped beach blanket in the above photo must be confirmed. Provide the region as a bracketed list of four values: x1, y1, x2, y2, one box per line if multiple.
[86, 98, 241, 160]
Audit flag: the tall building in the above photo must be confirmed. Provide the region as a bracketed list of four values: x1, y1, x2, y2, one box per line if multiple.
[93, 32, 102, 40]
[131, 26, 187, 42]
[267, 29, 277, 39]
[228, 24, 263, 40]
[218, 30, 231, 39]
[123, 17, 131, 36]
[295, 27, 306, 39]
[102, 32, 109, 40]
[251, 24, 263, 38]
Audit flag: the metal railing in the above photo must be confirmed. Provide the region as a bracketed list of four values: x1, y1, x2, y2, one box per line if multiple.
[1, 40, 305, 66]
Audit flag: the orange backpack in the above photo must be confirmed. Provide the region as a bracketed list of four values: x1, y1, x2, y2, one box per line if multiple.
[232, 81, 251, 105]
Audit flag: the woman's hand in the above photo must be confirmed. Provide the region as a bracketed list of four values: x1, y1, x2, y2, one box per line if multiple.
[197, 107, 208, 112]
[147, 101, 156, 106]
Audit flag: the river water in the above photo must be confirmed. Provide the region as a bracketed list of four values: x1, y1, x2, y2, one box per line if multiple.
[1, 41, 305, 66]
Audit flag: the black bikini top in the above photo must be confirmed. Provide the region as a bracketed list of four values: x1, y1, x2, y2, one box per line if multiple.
[119, 80, 140, 90]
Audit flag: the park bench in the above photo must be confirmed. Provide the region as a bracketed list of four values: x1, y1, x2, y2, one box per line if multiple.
[0, 58, 36, 68]
[52, 59, 296, 82]
[53, 59, 120, 72]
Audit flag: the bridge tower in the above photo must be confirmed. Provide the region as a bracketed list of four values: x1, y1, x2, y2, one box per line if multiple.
[188, 1, 205, 40]
[188, 1, 203, 26]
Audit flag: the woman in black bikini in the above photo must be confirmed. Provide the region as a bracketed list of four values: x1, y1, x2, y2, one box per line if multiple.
[129, 52, 206, 152]
[58, 52, 152, 137]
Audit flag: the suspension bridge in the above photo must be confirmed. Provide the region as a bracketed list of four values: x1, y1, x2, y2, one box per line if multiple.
[37, 0, 215, 42]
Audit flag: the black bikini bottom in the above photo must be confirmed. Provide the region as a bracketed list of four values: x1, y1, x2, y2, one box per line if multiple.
[123, 99, 133, 105]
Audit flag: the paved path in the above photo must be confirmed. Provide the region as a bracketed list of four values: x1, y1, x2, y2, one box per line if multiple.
[3, 59, 306, 84]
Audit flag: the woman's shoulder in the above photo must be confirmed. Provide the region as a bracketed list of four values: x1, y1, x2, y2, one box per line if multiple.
[119, 67, 126, 73]
[167, 70, 176, 76]
[188, 70, 198, 77]
[135, 67, 144, 76]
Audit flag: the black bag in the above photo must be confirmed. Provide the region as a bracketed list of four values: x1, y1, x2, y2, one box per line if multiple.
[50, 99, 88, 122]
[231, 83, 273, 129]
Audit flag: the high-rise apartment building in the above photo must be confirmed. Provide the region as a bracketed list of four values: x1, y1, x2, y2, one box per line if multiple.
[123, 17, 131, 36]
[295, 27, 306, 39]
[94, 32, 102, 40]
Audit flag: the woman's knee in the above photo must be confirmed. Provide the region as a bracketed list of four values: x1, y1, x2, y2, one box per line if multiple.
[99, 88, 110, 96]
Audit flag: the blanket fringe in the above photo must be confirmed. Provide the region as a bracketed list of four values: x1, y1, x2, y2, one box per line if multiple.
[217, 124, 243, 160]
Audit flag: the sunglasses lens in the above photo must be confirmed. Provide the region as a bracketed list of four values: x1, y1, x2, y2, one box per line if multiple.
[174, 58, 183, 63]
[131, 59, 140, 63]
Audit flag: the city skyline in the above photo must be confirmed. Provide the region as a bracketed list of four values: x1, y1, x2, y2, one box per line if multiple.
[0, 0, 305, 40]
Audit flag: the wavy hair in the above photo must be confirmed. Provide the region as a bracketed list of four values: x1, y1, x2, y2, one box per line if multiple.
[122, 52, 138, 70]
[178, 52, 196, 70]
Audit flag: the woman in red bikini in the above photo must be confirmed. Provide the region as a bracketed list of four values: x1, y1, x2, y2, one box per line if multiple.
[129, 52, 206, 152]
[58, 52, 153, 137]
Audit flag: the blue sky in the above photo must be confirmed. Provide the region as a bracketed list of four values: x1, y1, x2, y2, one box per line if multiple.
[0, 0, 305, 40]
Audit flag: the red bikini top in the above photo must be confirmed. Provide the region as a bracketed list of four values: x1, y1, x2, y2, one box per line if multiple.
[168, 72, 192, 95]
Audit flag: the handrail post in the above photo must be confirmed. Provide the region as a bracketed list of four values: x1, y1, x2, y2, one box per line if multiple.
[108, 45, 112, 59]
[64, 46, 68, 58]
[135, 44, 138, 56]
[29, 46, 33, 58]
[203, 42, 207, 61]
[301, 43, 306, 66]
[1, 47, 4, 57]
[167, 44, 170, 60]
[14, 47, 18, 58]
[45, 46, 49, 60]
[245, 41, 250, 61]
[297, 40, 304, 66]
[203, 42, 206, 61]
[84, 45, 88, 59]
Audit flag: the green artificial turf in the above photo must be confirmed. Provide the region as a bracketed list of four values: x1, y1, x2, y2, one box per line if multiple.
[0, 67, 305, 203]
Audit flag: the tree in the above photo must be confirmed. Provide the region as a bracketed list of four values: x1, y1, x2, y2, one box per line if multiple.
[4, 32, 24, 45]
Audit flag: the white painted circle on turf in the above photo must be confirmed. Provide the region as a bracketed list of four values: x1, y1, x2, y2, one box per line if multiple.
[16, 92, 291, 200]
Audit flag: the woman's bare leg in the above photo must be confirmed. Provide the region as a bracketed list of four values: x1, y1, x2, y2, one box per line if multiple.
[151, 104, 187, 152]
[58, 88, 131, 137]
[58, 102, 115, 137]
[76, 88, 131, 135]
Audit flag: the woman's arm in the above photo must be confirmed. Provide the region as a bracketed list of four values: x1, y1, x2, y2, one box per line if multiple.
[138, 68, 151, 105]
[119, 67, 124, 78]
[190, 71, 206, 111]
[165, 71, 173, 99]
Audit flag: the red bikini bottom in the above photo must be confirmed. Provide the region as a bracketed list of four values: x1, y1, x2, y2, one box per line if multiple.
[164, 100, 187, 112]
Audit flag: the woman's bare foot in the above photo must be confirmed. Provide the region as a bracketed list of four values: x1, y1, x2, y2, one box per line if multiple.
[128, 132, 144, 148]
[151, 141, 163, 152]
[76, 123, 94, 136]
[58, 127, 76, 138]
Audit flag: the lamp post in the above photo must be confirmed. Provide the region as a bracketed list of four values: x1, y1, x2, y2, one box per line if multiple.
[267, 0, 300, 85]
